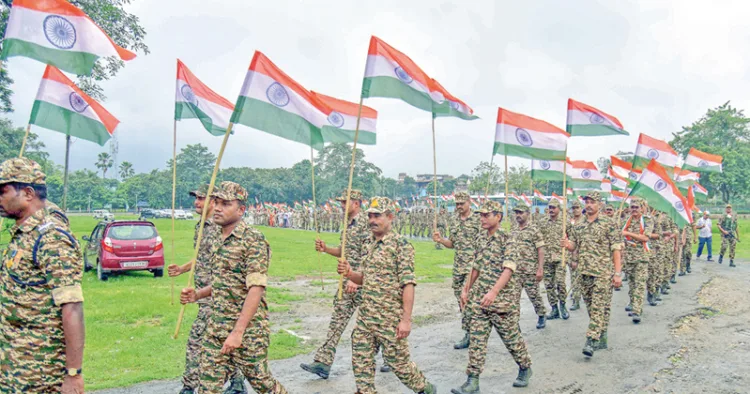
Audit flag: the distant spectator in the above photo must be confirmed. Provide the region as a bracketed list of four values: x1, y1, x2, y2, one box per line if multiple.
[696, 210, 713, 261]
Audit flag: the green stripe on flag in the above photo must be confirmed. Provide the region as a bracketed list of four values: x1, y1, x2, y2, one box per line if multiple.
[175, 102, 227, 136]
[570, 179, 602, 189]
[682, 163, 721, 173]
[0, 38, 98, 76]
[29, 100, 111, 146]
[433, 106, 479, 121]
[320, 126, 376, 145]
[231, 96, 324, 150]
[493, 142, 566, 161]
[566, 124, 628, 136]
[362, 76, 434, 113]
[630, 183, 690, 228]
[531, 170, 568, 182]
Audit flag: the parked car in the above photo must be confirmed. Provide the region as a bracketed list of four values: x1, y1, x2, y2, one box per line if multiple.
[82, 220, 164, 281]
[93, 209, 114, 220]
[138, 209, 157, 220]
[173, 209, 194, 220]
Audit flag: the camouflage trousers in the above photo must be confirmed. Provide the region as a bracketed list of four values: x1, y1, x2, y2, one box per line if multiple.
[681, 242, 693, 273]
[314, 287, 363, 366]
[569, 261, 582, 303]
[452, 270, 472, 332]
[466, 305, 531, 376]
[579, 274, 613, 341]
[647, 256, 661, 295]
[543, 261, 567, 306]
[624, 261, 648, 315]
[720, 236, 737, 260]
[519, 272, 546, 316]
[183, 304, 243, 389]
[661, 247, 676, 284]
[351, 320, 427, 394]
[199, 320, 287, 394]
[0, 326, 66, 392]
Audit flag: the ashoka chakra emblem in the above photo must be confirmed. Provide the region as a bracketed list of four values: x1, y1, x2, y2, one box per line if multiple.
[654, 179, 667, 192]
[43, 15, 77, 49]
[327, 111, 345, 128]
[540, 160, 551, 170]
[266, 82, 290, 107]
[629, 172, 639, 180]
[515, 128, 533, 147]
[449, 101, 460, 110]
[646, 149, 660, 159]
[698, 160, 709, 167]
[69, 92, 89, 113]
[590, 113, 606, 124]
[181, 85, 198, 106]
[394, 67, 413, 83]
[674, 201, 685, 212]
[581, 169, 592, 179]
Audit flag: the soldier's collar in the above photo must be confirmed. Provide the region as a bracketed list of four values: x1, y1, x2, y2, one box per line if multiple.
[373, 230, 397, 244]
[13, 208, 46, 234]
[227, 219, 248, 239]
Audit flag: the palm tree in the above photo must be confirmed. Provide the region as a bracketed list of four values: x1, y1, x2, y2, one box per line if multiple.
[95, 152, 114, 179]
[119, 161, 134, 180]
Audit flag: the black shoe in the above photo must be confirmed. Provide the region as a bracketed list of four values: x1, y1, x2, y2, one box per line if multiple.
[678, 272, 686, 276]
[546, 305, 560, 320]
[451, 375, 479, 394]
[615, 287, 621, 291]
[179, 388, 195, 394]
[707, 257, 713, 262]
[719, 256, 723, 264]
[670, 275, 677, 284]
[582, 338, 595, 357]
[661, 286, 669, 295]
[300, 361, 330, 379]
[665, 282, 672, 290]
[730, 260, 736, 267]
[625, 304, 633, 312]
[223, 377, 247, 394]
[648, 293, 658, 306]
[536, 315, 546, 329]
[380, 364, 391, 373]
[632, 313, 641, 324]
[560, 302, 570, 320]
[687, 263, 692, 273]
[570, 300, 581, 311]
[594, 331, 608, 350]
[453, 332, 470, 349]
[655, 292, 663, 301]
[512, 367, 532, 388]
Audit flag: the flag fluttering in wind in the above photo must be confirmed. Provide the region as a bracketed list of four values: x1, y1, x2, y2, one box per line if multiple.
[692, 183, 708, 201]
[520, 194, 532, 206]
[361, 36, 477, 119]
[610, 155, 641, 185]
[566, 99, 628, 136]
[551, 193, 565, 203]
[610, 190, 631, 203]
[30, 65, 118, 146]
[508, 193, 520, 201]
[230, 51, 327, 149]
[607, 167, 629, 191]
[310, 92, 378, 145]
[600, 179, 612, 199]
[531, 159, 567, 181]
[1, 0, 136, 75]
[630, 159, 692, 228]
[175, 60, 235, 136]
[633, 133, 678, 173]
[674, 168, 700, 191]
[567, 159, 603, 190]
[494, 108, 569, 160]
[533, 189, 548, 201]
[683, 148, 723, 173]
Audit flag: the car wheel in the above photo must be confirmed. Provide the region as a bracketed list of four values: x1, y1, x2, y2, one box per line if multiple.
[153, 268, 164, 278]
[97, 261, 108, 281]
[84, 253, 92, 272]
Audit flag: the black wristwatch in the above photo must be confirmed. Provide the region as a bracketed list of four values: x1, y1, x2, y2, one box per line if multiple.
[65, 368, 82, 377]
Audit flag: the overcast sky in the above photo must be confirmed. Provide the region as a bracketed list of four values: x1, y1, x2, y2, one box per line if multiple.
[5, 0, 750, 179]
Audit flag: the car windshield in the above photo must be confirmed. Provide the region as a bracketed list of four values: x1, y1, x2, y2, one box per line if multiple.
[107, 225, 157, 240]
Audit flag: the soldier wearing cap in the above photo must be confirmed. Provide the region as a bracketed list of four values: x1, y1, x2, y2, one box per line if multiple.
[301, 189, 391, 378]
[181, 181, 287, 394]
[452, 200, 533, 394]
[718, 203, 739, 267]
[171, 184, 245, 394]
[567, 199, 585, 311]
[433, 191, 482, 349]
[540, 198, 570, 321]
[621, 199, 654, 324]
[562, 192, 622, 358]
[506, 201, 547, 329]
[338, 197, 437, 394]
[0, 157, 85, 392]
[435, 207, 449, 249]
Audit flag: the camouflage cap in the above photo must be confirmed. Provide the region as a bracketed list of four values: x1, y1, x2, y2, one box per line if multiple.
[366, 196, 395, 214]
[454, 191, 470, 203]
[0, 157, 46, 186]
[605, 203, 615, 210]
[335, 189, 363, 202]
[571, 199, 582, 208]
[189, 184, 210, 198]
[212, 181, 248, 202]
[513, 202, 531, 213]
[476, 200, 503, 214]
[548, 198, 561, 208]
[583, 191, 602, 203]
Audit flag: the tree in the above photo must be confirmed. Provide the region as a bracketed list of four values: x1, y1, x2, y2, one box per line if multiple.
[0, 0, 150, 111]
[170, 144, 217, 205]
[0, 119, 48, 165]
[119, 161, 134, 179]
[95, 152, 113, 178]
[671, 101, 750, 202]
[469, 161, 501, 195]
[597, 157, 610, 177]
[315, 143, 382, 200]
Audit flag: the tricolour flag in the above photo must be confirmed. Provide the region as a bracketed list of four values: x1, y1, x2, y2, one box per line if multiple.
[551, 193, 564, 203]
[29, 65, 118, 146]
[567, 159, 603, 190]
[633, 133, 678, 173]
[1, 0, 136, 75]
[600, 179, 612, 199]
[362, 36, 476, 120]
[533, 189, 548, 201]
[310, 91, 377, 145]
[231, 51, 327, 149]
[494, 108, 568, 160]
[508, 193, 520, 201]
[520, 194, 532, 206]
[175, 60, 234, 136]
[683, 148, 723, 173]
[630, 159, 692, 228]
[566, 98, 628, 136]
[692, 183, 708, 201]
[674, 168, 700, 191]
[531, 159, 567, 181]
[610, 190, 631, 203]
[607, 167, 629, 191]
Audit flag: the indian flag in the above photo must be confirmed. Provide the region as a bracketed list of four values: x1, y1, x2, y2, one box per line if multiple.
[683, 148, 723, 173]
[692, 183, 708, 201]
[230, 51, 326, 150]
[520, 194, 532, 206]
[610, 155, 641, 186]
[633, 133, 678, 173]
[533, 189, 548, 201]
[568, 159, 603, 189]
[630, 159, 692, 228]
[1, 0, 136, 75]
[494, 108, 569, 160]
[508, 193, 520, 201]
[531, 159, 568, 181]
[566, 98, 628, 136]
[362, 36, 477, 120]
[29, 65, 118, 146]
[551, 193, 564, 203]
[674, 168, 700, 191]
[310, 91, 377, 145]
[607, 167, 629, 191]
[600, 179, 612, 199]
[175, 59, 234, 136]
[610, 190, 631, 203]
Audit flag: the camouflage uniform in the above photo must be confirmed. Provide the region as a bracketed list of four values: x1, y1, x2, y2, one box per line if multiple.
[719, 212, 738, 261]
[0, 158, 84, 391]
[45, 200, 70, 229]
[681, 224, 694, 274]
[567, 210, 585, 305]
[648, 211, 664, 296]
[351, 197, 428, 394]
[567, 193, 622, 341]
[622, 213, 654, 316]
[659, 216, 677, 285]
[199, 182, 286, 394]
[540, 203, 566, 307]
[466, 201, 531, 377]
[448, 192, 482, 333]
[506, 203, 546, 317]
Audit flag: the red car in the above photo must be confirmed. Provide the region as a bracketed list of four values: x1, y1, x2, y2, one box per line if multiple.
[83, 221, 165, 281]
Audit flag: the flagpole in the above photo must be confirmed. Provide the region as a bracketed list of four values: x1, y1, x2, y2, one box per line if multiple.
[170, 119, 177, 305]
[174, 121, 234, 339]
[504, 154, 509, 220]
[62, 135, 71, 212]
[561, 150, 569, 268]
[484, 154, 495, 198]
[18, 124, 31, 157]
[337, 96, 364, 300]
[310, 145, 324, 291]
[431, 114, 438, 233]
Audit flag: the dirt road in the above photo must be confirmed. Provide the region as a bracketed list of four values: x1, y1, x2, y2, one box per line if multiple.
[95, 258, 750, 394]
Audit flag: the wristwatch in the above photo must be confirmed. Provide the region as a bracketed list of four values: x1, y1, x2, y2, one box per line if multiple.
[65, 368, 82, 377]
[615, 272, 623, 278]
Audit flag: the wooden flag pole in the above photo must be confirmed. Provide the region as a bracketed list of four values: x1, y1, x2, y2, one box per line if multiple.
[170, 119, 178, 305]
[504, 154, 509, 219]
[561, 150, 569, 267]
[62, 135, 71, 211]
[310, 145, 324, 291]
[337, 97, 364, 300]
[18, 124, 31, 157]
[174, 121, 234, 339]
[484, 154, 495, 198]
[431, 115, 438, 232]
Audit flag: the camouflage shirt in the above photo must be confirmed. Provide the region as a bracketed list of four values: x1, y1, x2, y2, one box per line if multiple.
[45, 201, 69, 229]
[358, 231, 416, 328]
[540, 215, 564, 263]
[719, 214, 738, 237]
[448, 212, 482, 274]
[470, 229, 520, 313]
[340, 211, 371, 272]
[208, 220, 270, 338]
[505, 224, 545, 275]
[569, 215, 623, 277]
[622, 215, 654, 263]
[194, 218, 221, 304]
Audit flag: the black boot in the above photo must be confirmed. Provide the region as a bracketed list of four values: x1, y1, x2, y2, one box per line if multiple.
[648, 292, 658, 306]
[560, 301, 570, 320]
[546, 305, 560, 320]
[730, 260, 736, 267]
[655, 291, 663, 301]
[687, 262, 692, 273]
[536, 315, 546, 329]
[678, 271, 686, 276]
[453, 332, 470, 349]
[512, 367, 532, 388]
[380, 364, 391, 373]
[719, 255, 723, 264]
[660, 285, 669, 295]
[582, 338, 595, 357]
[625, 303, 633, 312]
[450, 375, 479, 394]
[179, 388, 195, 394]
[594, 331, 608, 350]
[300, 361, 331, 379]
[632, 313, 642, 324]
[670, 274, 677, 284]
[570, 299, 581, 311]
